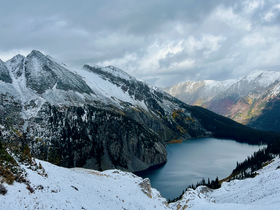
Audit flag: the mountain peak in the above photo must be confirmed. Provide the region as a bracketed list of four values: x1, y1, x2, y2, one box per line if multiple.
[243, 69, 280, 87]
[20, 50, 94, 95]
[8, 54, 25, 63]
[5, 54, 25, 80]
[27, 50, 45, 58]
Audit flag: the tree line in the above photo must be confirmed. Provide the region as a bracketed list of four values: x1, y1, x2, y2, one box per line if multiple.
[168, 140, 280, 203]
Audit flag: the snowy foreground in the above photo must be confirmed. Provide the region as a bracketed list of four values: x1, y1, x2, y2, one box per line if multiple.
[1, 157, 280, 209]
[171, 157, 280, 210]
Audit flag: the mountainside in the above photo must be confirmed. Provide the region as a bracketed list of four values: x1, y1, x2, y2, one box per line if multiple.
[165, 70, 280, 132]
[1, 50, 279, 173]
[0, 50, 172, 172]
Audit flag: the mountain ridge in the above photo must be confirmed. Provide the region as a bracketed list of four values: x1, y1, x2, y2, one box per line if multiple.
[1, 50, 279, 173]
[164, 70, 280, 132]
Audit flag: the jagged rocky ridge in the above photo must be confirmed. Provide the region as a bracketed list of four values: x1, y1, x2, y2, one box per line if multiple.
[0, 50, 279, 172]
[164, 70, 280, 133]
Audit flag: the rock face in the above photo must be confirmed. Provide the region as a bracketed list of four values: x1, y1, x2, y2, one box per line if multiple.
[0, 50, 278, 172]
[27, 103, 167, 172]
[165, 70, 280, 133]
[139, 178, 153, 198]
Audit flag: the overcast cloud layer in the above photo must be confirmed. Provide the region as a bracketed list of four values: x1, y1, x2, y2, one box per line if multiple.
[1, 0, 280, 87]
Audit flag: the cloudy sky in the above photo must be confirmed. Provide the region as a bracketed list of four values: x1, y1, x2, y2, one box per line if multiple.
[1, 0, 280, 87]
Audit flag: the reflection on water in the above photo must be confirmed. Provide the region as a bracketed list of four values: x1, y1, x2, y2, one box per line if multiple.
[135, 138, 265, 200]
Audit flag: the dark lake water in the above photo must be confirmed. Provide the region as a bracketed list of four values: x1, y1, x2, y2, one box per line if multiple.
[135, 138, 265, 200]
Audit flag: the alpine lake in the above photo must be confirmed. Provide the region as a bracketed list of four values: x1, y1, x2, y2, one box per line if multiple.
[135, 137, 265, 200]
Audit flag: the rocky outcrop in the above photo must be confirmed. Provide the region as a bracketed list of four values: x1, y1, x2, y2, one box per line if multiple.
[139, 178, 152, 198]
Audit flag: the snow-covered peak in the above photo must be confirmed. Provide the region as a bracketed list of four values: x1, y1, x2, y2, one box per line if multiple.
[242, 69, 280, 87]
[27, 50, 45, 59]
[6, 54, 25, 64]
[5, 54, 25, 80]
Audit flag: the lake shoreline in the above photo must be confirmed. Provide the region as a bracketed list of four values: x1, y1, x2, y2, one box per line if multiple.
[135, 137, 265, 200]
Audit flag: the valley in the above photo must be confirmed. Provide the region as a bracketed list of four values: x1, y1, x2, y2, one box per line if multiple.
[2, 0, 280, 209]
[1, 50, 280, 209]
[1, 50, 278, 173]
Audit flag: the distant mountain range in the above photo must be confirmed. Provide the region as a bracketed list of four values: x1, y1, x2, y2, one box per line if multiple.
[164, 70, 280, 133]
[0, 50, 279, 173]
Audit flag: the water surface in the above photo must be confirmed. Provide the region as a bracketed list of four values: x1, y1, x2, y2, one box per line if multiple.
[135, 138, 265, 200]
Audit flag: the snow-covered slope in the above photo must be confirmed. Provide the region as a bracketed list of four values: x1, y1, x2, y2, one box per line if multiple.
[170, 157, 280, 210]
[75, 64, 149, 111]
[1, 156, 280, 209]
[0, 159, 169, 210]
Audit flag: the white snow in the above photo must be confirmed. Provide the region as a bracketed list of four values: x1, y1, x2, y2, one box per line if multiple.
[204, 79, 236, 90]
[2, 157, 280, 209]
[0, 159, 169, 210]
[170, 157, 280, 210]
[270, 82, 280, 97]
[242, 69, 280, 87]
[165, 69, 280, 103]
[166, 79, 236, 99]
[76, 65, 150, 111]
[46, 55, 67, 67]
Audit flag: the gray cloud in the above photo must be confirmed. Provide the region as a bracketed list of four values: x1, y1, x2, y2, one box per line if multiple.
[1, 0, 280, 87]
